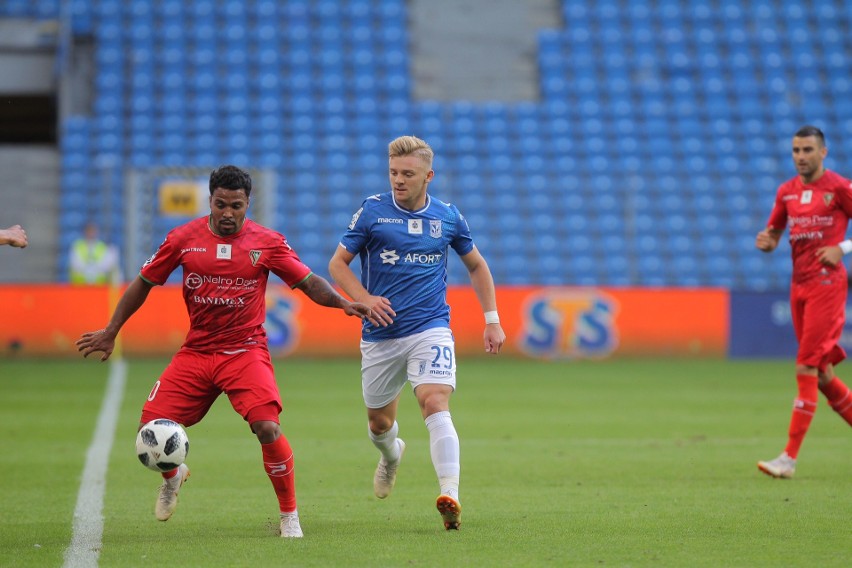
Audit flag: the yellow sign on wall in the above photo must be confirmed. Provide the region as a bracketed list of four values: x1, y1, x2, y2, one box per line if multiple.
[158, 181, 206, 216]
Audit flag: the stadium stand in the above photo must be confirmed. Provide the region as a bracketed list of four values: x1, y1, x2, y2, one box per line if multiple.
[2, 0, 851, 289]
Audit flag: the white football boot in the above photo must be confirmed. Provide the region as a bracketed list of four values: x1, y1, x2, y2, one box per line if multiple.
[373, 439, 406, 499]
[280, 511, 303, 538]
[757, 452, 796, 479]
[155, 463, 190, 521]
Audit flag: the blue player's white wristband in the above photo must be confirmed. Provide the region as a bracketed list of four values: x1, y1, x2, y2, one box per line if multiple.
[484, 311, 500, 325]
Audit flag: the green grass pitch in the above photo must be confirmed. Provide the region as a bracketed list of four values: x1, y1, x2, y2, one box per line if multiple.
[0, 357, 849, 567]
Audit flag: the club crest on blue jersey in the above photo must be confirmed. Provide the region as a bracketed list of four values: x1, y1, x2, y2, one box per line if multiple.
[430, 220, 442, 238]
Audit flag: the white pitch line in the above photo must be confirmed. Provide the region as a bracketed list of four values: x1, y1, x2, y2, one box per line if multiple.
[63, 358, 127, 568]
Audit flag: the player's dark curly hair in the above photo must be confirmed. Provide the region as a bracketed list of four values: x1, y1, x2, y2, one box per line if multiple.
[209, 165, 252, 197]
[794, 125, 826, 147]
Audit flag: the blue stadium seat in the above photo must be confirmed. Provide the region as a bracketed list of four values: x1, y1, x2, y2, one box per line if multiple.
[52, 0, 852, 290]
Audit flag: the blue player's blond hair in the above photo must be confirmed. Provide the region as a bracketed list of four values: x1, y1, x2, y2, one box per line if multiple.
[389, 135, 433, 167]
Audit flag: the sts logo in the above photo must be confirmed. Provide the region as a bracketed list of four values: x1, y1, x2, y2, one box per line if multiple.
[264, 287, 299, 356]
[519, 290, 618, 359]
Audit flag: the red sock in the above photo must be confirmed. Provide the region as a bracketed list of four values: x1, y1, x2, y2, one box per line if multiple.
[261, 435, 296, 513]
[819, 377, 852, 426]
[784, 374, 819, 459]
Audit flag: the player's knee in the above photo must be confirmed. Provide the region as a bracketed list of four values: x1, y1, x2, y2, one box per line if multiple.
[368, 415, 393, 435]
[251, 420, 280, 444]
[795, 364, 818, 377]
[415, 386, 451, 416]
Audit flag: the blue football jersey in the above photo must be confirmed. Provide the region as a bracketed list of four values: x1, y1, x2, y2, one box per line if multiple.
[339, 192, 475, 341]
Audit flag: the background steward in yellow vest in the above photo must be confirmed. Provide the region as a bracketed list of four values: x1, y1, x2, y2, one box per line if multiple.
[69, 222, 120, 285]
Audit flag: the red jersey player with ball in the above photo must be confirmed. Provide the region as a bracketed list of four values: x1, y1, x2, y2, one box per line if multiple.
[76, 165, 372, 537]
[755, 125, 852, 478]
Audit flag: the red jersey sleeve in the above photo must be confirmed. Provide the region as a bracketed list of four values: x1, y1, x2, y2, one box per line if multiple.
[265, 234, 312, 288]
[831, 174, 852, 219]
[765, 182, 790, 231]
[139, 232, 182, 285]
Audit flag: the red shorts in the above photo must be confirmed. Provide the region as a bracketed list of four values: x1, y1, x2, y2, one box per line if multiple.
[790, 276, 847, 370]
[140, 347, 282, 428]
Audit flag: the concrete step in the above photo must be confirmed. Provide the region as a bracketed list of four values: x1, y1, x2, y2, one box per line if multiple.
[0, 145, 60, 283]
[409, 0, 561, 102]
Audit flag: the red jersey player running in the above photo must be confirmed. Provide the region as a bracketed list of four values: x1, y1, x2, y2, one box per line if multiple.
[76, 165, 371, 537]
[755, 125, 852, 478]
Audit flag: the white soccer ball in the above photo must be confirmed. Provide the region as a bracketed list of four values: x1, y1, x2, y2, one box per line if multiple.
[135, 419, 190, 472]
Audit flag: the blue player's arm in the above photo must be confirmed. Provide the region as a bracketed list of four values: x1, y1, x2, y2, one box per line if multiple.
[328, 244, 392, 327]
[460, 246, 506, 354]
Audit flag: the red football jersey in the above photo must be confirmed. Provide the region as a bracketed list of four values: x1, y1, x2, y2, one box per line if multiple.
[766, 169, 852, 284]
[140, 217, 312, 352]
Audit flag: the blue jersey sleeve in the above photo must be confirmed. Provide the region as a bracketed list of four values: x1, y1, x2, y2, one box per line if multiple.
[339, 195, 379, 254]
[450, 206, 475, 257]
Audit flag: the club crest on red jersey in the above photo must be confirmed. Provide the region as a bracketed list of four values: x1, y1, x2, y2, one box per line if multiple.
[250, 250, 262, 266]
[824, 193, 834, 206]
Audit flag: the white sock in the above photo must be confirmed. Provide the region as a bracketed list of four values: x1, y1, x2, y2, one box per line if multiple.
[369, 421, 401, 463]
[163, 468, 182, 489]
[425, 411, 460, 497]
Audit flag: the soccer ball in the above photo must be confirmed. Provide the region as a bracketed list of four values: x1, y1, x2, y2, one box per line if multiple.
[135, 419, 190, 472]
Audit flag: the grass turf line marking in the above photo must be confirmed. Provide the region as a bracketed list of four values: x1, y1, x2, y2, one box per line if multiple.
[63, 358, 127, 568]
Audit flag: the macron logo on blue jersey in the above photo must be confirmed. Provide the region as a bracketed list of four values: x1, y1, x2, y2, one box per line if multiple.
[381, 249, 400, 265]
